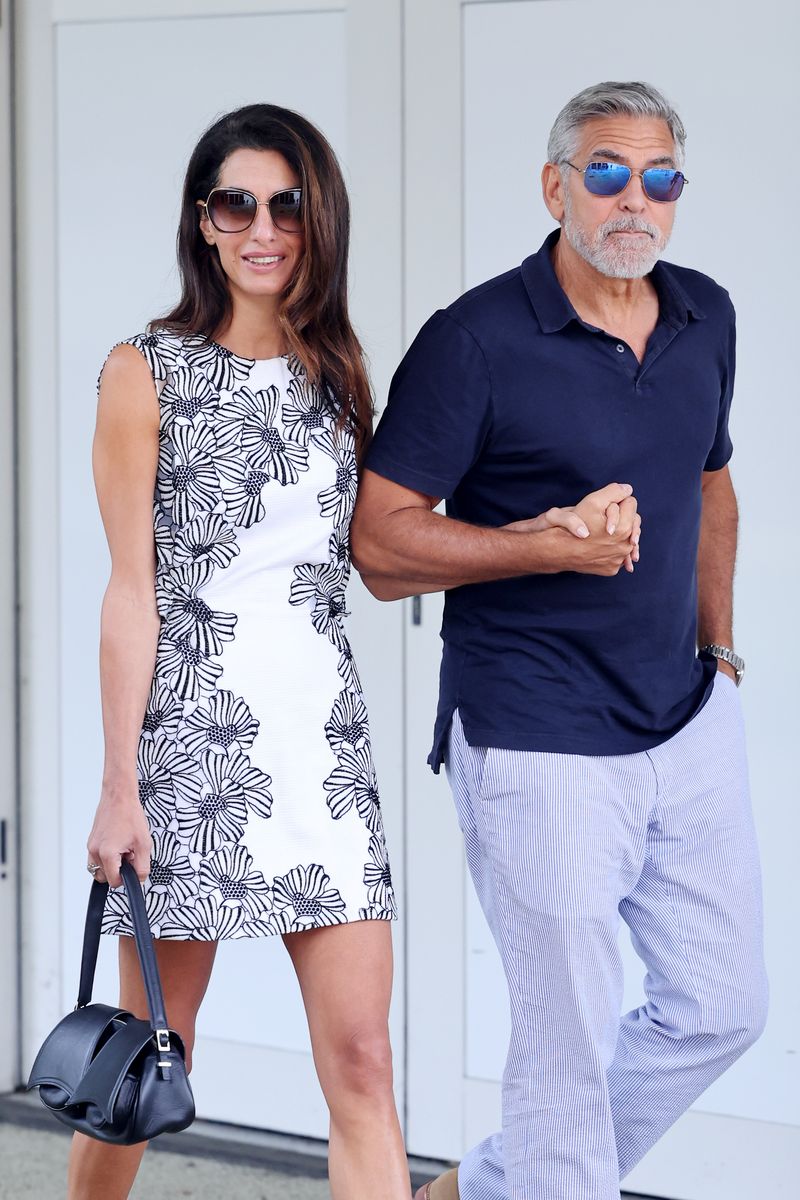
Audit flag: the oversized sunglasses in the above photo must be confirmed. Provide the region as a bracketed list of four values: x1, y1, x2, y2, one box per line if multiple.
[565, 161, 688, 203]
[201, 187, 303, 233]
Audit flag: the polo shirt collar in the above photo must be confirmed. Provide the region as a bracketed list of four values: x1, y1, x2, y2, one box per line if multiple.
[521, 229, 706, 334]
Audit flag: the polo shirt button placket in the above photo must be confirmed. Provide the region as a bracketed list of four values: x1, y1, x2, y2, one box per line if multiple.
[616, 343, 625, 354]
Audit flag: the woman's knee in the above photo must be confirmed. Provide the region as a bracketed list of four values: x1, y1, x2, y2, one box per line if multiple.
[327, 1025, 395, 1101]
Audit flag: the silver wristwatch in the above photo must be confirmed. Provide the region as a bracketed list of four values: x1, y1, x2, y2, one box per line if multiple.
[701, 643, 745, 687]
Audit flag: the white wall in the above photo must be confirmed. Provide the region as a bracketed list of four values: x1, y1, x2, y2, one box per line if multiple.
[455, 1, 799, 1194]
[55, 9, 349, 1135]
[0, 0, 19, 1096]
[461, 0, 800, 1128]
[400, 0, 800, 1193]
[12, 0, 800, 1193]
[16, 0, 405, 1139]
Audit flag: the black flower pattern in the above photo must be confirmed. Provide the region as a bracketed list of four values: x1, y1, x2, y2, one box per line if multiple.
[159, 895, 248, 940]
[102, 885, 171, 937]
[241, 386, 309, 484]
[183, 335, 254, 392]
[282, 376, 330, 446]
[129, 331, 183, 382]
[217, 384, 310, 486]
[156, 632, 223, 701]
[222, 748, 273, 817]
[141, 681, 183, 743]
[159, 365, 219, 430]
[159, 423, 219, 526]
[359, 904, 396, 921]
[99, 333, 394, 941]
[289, 561, 349, 649]
[137, 738, 200, 827]
[363, 834, 396, 914]
[162, 564, 237, 657]
[176, 751, 249, 854]
[214, 384, 265, 453]
[236, 908, 294, 939]
[172, 513, 239, 571]
[323, 745, 382, 831]
[272, 864, 347, 929]
[148, 829, 199, 907]
[179, 690, 260, 758]
[328, 525, 351, 574]
[337, 644, 363, 693]
[199, 844, 272, 920]
[315, 430, 359, 526]
[221, 460, 270, 528]
[326, 689, 369, 753]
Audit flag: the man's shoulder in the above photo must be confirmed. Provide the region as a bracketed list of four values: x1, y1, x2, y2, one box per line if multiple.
[444, 264, 530, 335]
[660, 259, 735, 321]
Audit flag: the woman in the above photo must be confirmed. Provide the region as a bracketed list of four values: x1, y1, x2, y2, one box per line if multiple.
[73, 103, 408, 1200]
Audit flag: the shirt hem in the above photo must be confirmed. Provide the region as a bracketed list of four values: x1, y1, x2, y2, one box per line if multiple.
[429, 676, 714, 769]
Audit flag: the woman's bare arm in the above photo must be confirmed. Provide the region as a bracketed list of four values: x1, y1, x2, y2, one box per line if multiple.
[86, 344, 161, 887]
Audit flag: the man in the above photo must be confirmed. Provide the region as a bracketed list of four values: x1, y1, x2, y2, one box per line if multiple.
[351, 81, 767, 1199]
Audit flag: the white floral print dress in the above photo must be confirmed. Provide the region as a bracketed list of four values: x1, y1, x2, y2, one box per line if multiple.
[101, 331, 396, 940]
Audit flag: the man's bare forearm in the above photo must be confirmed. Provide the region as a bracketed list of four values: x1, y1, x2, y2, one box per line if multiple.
[358, 570, 472, 602]
[697, 467, 738, 647]
[352, 506, 572, 591]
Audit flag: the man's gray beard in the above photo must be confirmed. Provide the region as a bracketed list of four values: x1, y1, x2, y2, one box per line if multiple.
[562, 193, 670, 279]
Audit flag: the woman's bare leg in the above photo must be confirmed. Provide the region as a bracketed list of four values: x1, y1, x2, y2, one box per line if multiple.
[284, 920, 410, 1200]
[66, 938, 217, 1200]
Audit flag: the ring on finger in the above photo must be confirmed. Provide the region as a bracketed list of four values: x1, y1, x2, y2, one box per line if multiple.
[87, 862, 102, 876]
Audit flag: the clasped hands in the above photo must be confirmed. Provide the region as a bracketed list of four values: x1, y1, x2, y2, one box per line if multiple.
[505, 483, 641, 576]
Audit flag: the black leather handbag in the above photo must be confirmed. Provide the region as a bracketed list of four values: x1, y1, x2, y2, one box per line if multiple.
[27, 860, 195, 1144]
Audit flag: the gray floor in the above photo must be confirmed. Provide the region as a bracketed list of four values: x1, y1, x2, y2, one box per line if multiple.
[0, 1123, 329, 1199]
[0, 1093, 656, 1199]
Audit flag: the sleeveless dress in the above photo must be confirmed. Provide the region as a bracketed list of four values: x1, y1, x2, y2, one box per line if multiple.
[100, 330, 396, 940]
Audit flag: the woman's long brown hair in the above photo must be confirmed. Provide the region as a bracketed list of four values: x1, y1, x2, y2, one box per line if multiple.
[150, 104, 373, 454]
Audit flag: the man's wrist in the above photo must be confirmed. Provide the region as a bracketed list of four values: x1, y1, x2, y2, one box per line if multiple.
[525, 527, 574, 574]
[700, 642, 745, 686]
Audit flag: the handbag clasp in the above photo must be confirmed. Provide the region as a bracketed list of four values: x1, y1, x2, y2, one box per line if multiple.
[155, 1029, 171, 1053]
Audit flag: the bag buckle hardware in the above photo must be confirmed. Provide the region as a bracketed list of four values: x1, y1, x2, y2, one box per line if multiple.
[155, 1029, 173, 1079]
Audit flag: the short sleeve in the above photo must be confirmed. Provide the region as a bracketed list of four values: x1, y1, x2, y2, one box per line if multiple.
[703, 300, 736, 471]
[365, 310, 492, 498]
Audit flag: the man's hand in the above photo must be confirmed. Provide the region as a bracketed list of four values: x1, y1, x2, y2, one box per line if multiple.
[504, 483, 641, 573]
[716, 660, 738, 683]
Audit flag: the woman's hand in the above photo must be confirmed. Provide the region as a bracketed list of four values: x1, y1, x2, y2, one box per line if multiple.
[504, 483, 642, 572]
[86, 787, 152, 888]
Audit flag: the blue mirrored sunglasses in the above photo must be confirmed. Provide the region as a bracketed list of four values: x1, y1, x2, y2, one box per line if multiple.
[565, 160, 688, 203]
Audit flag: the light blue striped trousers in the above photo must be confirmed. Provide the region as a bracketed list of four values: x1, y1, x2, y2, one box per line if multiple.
[446, 672, 767, 1200]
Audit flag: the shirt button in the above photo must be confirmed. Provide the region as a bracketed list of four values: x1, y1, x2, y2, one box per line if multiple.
[616, 343, 625, 353]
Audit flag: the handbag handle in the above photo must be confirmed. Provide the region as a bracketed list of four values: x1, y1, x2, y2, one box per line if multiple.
[76, 860, 169, 1036]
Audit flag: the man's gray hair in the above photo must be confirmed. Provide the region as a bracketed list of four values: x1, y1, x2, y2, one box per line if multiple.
[547, 81, 687, 167]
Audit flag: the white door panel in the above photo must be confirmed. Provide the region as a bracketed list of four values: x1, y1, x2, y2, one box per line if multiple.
[54, 8, 404, 1139]
[0, 0, 18, 1095]
[462, 0, 799, 1131]
[405, 0, 799, 1190]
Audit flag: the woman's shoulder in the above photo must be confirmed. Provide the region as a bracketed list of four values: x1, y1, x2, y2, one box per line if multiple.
[106, 329, 189, 381]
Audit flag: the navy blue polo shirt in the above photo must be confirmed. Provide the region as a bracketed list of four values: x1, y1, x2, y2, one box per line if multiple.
[366, 230, 736, 770]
